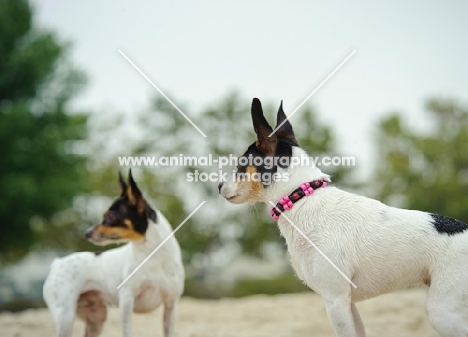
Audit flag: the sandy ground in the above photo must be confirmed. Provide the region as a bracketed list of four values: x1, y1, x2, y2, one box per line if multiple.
[0, 288, 438, 337]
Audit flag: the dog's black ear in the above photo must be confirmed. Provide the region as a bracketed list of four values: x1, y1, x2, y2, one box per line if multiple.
[127, 169, 146, 214]
[275, 100, 298, 145]
[118, 171, 127, 196]
[145, 203, 158, 223]
[127, 170, 155, 221]
[251, 98, 277, 155]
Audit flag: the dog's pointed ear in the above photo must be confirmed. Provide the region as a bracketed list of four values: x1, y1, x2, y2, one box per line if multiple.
[145, 203, 158, 223]
[118, 171, 127, 196]
[275, 100, 298, 145]
[127, 170, 156, 222]
[127, 169, 146, 214]
[251, 98, 277, 155]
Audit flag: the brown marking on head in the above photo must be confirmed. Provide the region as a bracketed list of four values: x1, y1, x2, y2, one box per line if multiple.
[228, 165, 265, 203]
[244, 166, 264, 193]
[90, 223, 145, 242]
[123, 219, 133, 227]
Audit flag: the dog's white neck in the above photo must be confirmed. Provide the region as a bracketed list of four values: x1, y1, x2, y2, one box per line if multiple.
[263, 147, 330, 204]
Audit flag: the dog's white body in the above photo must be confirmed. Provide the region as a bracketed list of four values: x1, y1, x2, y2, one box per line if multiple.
[222, 147, 468, 336]
[43, 211, 184, 337]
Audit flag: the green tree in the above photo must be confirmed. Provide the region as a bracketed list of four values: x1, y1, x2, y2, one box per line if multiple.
[0, 0, 88, 262]
[374, 98, 468, 222]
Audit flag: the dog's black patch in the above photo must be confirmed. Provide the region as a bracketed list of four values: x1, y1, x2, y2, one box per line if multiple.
[238, 138, 294, 186]
[430, 213, 468, 235]
[276, 139, 296, 168]
[127, 211, 149, 234]
[106, 198, 149, 235]
[94, 251, 103, 256]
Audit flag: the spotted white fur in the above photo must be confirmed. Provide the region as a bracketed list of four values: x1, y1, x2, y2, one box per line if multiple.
[219, 98, 468, 336]
[43, 211, 184, 337]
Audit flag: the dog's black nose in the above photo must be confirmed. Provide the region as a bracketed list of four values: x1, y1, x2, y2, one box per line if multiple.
[84, 229, 92, 239]
[218, 182, 223, 193]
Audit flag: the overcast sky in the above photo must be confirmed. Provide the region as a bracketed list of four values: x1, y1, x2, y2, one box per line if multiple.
[31, 0, 468, 179]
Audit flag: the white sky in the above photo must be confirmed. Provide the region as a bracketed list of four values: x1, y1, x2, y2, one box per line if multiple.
[31, 0, 468, 180]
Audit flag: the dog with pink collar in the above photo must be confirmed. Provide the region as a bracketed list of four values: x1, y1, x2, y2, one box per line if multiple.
[219, 97, 468, 337]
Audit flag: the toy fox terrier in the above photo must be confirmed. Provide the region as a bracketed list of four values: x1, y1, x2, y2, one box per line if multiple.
[219, 98, 468, 337]
[44, 171, 184, 337]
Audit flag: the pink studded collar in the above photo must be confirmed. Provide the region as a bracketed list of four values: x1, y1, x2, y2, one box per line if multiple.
[269, 180, 328, 220]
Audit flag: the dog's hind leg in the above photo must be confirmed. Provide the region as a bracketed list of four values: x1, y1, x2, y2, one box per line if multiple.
[425, 277, 468, 337]
[163, 305, 176, 337]
[83, 320, 105, 337]
[351, 303, 366, 337]
[77, 291, 107, 337]
[323, 295, 359, 337]
[49, 306, 76, 337]
[44, 276, 76, 337]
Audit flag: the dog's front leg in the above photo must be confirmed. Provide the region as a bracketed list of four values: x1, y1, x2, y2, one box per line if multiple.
[323, 295, 359, 337]
[119, 290, 134, 337]
[351, 303, 366, 337]
[163, 305, 176, 337]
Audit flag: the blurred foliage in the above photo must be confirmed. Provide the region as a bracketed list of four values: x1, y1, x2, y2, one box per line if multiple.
[0, 297, 44, 312]
[0, 0, 89, 262]
[184, 271, 309, 299]
[226, 272, 309, 297]
[374, 98, 468, 222]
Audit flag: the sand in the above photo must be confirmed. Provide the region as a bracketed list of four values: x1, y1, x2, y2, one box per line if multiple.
[0, 288, 438, 337]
